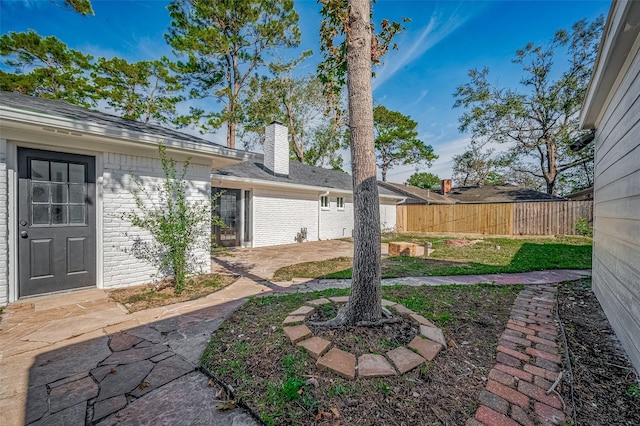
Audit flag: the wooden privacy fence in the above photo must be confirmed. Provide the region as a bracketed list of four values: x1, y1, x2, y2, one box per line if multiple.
[396, 201, 593, 236]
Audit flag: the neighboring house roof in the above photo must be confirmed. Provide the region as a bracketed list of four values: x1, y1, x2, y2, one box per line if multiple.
[566, 187, 594, 201]
[439, 184, 564, 203]
[211, 155, 404, 199]
[0, 91, 252, 161]
[377, 182, 456, 204]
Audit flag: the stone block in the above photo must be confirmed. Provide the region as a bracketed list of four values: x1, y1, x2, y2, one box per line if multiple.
[289, 305, 315, 317]
[297, 336, 331, 359]
[388, 242, 417, 257]
[306, 298, 331, 307]
[386, 347, 425, 374]
[283, 315, 306, 326]
[409, 313, 436, 327]
[419, 325, 447, 346]
[283, 325, 312, 344]
[50, 376, 99, 413]
[381, 299, 397, 307]
[393, 304, 415, 318]
[408, 336, 443, 361]
[317, 348, 356, 379]
[328, 296, 350, 305]
[357, 354, 397, 377]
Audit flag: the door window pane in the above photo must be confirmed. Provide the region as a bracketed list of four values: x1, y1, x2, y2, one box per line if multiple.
[51, 162, 68, 182]
[69, 205, 85, 224]
[31, 160, 49, 180]
[69, 164, 85, 183]
[51, 205, 68, 224]
[51, 183, 68, 203]
[32, 205, 50, 225]
[32, 182, 50, 203]
[69, 184, 85, 203]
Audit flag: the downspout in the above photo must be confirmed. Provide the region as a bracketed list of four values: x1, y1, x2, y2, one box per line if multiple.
[318, 190, 329, 241]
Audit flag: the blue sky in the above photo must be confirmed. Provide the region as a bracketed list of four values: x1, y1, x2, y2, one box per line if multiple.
[1, 0, 610, 183]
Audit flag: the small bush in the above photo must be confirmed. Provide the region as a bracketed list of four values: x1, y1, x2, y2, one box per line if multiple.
[574, 217, 593, 237]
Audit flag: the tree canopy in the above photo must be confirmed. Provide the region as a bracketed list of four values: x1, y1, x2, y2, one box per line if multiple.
[451, 143, 499, 187]
[0, 30, 95, 107]
[165, 0, 301, 149]
[242, 57, 348, 168]
[373, 105, 437, 182]
[453, 17, 604, 195]
[92, 57, 184, 126]
[406, 172, 441, 189]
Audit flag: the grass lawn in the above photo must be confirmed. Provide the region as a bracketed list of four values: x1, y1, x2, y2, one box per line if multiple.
[272, 235, 592, 280]
[202, 284, 522, 425]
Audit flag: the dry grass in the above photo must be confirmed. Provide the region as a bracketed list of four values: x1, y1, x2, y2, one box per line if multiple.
[108, 273, 238, 312]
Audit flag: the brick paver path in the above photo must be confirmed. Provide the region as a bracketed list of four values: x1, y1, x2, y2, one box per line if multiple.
[468, 285, 568, 426]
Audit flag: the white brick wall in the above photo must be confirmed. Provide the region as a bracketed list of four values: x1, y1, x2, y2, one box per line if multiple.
[319, 195, 354, 240]
[379, 200, 398, 232]
[102, 153, 211, 288]
[0, 140, 7, 304]
[252, 188, 318, 247]
[263, 123, 289, 176]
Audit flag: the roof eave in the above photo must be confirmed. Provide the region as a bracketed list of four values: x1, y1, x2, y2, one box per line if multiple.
[580, 0, 640, 129]
[0, 105, 257, 162]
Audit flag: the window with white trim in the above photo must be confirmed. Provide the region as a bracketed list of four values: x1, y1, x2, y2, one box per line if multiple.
[320, 195, 329, 209]
[337, 197, 345, 210]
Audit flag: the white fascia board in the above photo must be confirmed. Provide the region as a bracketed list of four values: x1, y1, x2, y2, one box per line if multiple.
[0, 105, 257, 162]
[580, 0, 640, 129]
[211, 173, 406, 201]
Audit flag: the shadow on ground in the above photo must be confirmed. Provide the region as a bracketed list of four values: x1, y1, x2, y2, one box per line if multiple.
[21, 298, 258, 425]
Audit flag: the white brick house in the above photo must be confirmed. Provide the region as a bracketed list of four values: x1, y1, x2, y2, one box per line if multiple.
[0, 92, 249, 303]
[211, 122, 404, 248]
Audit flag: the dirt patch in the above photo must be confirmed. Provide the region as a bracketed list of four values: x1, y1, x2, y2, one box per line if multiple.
[557, 280, 640, 425]
[307, 305, 419, 356]
[203, 285, 520, 425]
[108, 273, 238, 312]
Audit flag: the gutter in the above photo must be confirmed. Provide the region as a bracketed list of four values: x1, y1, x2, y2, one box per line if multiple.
[211, 173, 406, 201]
[0, 105, 256, 161]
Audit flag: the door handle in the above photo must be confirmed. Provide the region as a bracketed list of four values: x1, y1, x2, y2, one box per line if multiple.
[20, 231, 28, 239]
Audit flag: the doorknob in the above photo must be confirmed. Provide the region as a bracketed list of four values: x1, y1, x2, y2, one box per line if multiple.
[20, 231, 28, 239]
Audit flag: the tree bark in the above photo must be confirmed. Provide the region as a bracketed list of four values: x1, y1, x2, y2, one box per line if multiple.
[343, 0, 382, 324]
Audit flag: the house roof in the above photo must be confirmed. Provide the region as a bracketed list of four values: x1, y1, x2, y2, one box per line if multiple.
[565, 187, 594, 201]
[581, 1, 640, 128]
[211, 155, 404, 198]
[440, 184, 564, 203]
[0, 91, 252, 161]
[377, 182, 455, 204]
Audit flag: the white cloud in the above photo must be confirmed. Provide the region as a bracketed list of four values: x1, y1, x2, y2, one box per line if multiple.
[372, 6, 477, 91]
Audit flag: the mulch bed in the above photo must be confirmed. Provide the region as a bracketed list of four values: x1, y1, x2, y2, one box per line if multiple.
[557, 280, 640, 424]
[108, 273, 238, 312]
[204, 285, 519, 425]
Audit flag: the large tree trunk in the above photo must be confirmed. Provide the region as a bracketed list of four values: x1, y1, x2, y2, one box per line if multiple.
[343, 0, 382, 324]
[227, 120, 236, 149]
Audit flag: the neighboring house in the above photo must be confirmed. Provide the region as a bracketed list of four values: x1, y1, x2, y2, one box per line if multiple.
[578, 0, 640, 372]
[377, 181, 455, 205]
[211, 122, 405, 248]
[0, 91, 250, 303]
[439, 184, 564, 203]
[565, 187, 594, 201]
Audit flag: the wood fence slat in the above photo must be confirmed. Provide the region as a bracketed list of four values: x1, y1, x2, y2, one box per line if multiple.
[398, 201, 593, 236]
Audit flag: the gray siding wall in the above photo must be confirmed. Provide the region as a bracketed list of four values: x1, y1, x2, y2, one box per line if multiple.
[592, 39, 640, 373]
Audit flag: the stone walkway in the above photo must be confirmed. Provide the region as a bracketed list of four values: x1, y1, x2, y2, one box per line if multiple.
[0, 267, 590, 425]
[0, 278, 268, 426]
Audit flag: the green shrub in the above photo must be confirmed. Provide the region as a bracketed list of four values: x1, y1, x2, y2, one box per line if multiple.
[574, 217, 593, 237]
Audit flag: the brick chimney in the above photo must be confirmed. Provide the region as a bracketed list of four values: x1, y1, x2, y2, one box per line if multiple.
[264, 121, 289, 177]
[441, 179, 452, 194]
